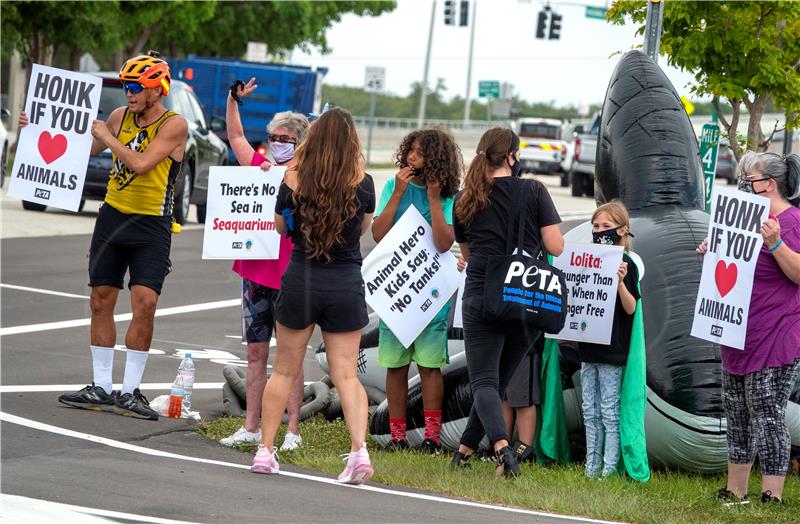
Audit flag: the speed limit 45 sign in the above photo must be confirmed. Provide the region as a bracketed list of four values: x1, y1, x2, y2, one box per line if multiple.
[364, 66, 385, 93]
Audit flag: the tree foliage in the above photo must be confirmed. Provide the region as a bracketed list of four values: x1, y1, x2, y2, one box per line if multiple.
[1, 1, 396, 70]
[608, 0, 800, 159]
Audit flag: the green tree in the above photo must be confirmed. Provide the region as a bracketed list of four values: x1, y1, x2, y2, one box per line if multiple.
[608, 0, 800, 159]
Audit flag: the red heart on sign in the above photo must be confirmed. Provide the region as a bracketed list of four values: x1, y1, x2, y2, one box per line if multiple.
[714, 260, 738, 298]
[38, 131, 68, 164]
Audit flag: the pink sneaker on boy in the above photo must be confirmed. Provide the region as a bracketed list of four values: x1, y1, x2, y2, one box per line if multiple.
[251, 444, 280, 474]
[337, 443, 374, 485]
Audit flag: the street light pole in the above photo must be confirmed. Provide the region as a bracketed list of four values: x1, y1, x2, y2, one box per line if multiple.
[643, 0, 664, 63]
[463, 0, 477, 126]
[418, 0, 437, 128]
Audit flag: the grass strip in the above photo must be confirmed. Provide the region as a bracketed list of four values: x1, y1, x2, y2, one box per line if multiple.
[199, 415, 797, 524]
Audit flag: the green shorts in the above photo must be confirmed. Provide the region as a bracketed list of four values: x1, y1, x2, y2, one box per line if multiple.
[377, 305, 450, 369]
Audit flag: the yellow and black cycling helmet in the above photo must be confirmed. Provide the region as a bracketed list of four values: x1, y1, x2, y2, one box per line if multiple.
[119, 51, 171, 96]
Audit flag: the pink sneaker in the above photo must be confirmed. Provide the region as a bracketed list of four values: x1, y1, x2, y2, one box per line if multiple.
[337, 444, 374, 485]
[251, 445, 280, 474]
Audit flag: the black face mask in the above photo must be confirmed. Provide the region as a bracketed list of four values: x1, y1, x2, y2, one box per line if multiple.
[412, 167, 425, 179]
[592, 228, 622, 246]
[509, 156, 522, 178]
[738, 177, 771, 195]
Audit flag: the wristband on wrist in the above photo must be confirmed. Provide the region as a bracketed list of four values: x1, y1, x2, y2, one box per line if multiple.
[769, 239, 783, 252]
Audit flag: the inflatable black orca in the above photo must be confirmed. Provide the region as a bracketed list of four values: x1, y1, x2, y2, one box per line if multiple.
[367, 50, 799, 470]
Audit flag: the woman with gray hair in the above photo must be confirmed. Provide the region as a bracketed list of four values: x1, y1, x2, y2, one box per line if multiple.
[698, 152, 800, 504]
[219, 78, 309, 451]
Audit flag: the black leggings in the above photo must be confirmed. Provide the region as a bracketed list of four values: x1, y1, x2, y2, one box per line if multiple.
[459, 296, 540, 450]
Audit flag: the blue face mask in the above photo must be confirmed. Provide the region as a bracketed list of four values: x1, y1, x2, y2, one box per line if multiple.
[270, 141, 295, 164]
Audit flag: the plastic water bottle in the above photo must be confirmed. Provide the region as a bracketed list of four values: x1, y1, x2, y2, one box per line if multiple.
[178, 353, 195, 411]
[168, 375, 184, 419]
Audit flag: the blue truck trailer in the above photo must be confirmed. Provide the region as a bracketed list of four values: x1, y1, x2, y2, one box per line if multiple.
[168, 55, 326, 162]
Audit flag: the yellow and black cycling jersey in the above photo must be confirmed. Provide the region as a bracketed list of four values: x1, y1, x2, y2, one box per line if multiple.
[105, 108, 182, 216]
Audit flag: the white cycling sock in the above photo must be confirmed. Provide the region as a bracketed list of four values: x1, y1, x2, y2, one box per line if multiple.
[121, 349, 149, 395]
[90, 345, 115, 394]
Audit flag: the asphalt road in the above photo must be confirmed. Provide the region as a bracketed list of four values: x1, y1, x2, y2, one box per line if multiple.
[1, 173, 601, 523]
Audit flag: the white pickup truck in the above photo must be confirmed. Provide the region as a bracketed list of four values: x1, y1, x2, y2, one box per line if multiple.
[568, 112, 601, 197]
[516, 117, 570, 177]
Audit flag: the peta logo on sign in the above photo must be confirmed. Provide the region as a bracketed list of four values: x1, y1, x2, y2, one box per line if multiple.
[231, 241, 243, 249]
[504, 261, 563, 294]
[34, 188, 51, 200]
[710, 325, 724, 337]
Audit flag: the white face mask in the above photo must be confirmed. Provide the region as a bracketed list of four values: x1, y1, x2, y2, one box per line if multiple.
[270, 141, 295, 164]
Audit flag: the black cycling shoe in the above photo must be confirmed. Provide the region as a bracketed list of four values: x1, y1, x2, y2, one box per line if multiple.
[760, 491, 782, 504]
[415, 438, 442, 455]
[114, 388, 159, 420]
[512, 440, 535, 463]
[495, 446, 521, 479]
[58, 383, 116, 412]
[384, 439, 410, 452]
[450, 451, 472, 470]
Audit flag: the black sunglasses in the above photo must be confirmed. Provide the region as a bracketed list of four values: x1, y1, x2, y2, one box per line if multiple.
[268, 134, 297, 144]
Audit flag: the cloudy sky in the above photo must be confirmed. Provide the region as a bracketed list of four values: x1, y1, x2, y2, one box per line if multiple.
[291, 0, 700, 107]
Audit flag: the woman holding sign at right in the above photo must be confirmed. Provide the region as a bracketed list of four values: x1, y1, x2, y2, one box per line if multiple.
[450, 128, 563, 477]
[698, 152, 800, 504]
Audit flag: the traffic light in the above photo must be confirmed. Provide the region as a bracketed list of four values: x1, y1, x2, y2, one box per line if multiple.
[536, 10, 548, 39]
[444, 0, 455, 25]
[549, 12, 562, 40]
[459, 0, 469, 27]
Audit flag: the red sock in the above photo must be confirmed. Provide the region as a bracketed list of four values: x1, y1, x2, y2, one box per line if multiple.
[423, 409, 442, 444]
[389, 418, 406, 442]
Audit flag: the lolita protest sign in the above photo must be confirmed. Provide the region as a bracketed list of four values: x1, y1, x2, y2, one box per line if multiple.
[546, 243, 624, 344]
[362, 205, 460, 348]
[202, 166, 284, 259]
[8, 64, 101, 211]
[691, 186, 769, 350]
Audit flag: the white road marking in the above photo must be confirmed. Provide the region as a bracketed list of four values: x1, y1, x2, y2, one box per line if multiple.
[1, 493, 198, 524]
[0, 382, 225, 393]
[1, 411, 618, 523]
[0, 298, 240, 336]
[0, 282, 90, 299]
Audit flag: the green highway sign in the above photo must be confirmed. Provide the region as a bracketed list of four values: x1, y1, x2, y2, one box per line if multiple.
[699, 123, 721, 212]
[478, 80, 500, 98]
[585, 6, 607, 20]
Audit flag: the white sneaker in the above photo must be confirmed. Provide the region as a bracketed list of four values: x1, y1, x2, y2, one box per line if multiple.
[220, 426, 262, 447]
[280, 431, 303, 451]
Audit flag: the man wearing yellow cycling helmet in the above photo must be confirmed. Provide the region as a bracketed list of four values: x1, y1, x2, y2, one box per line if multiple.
[57, 51, 188, 420]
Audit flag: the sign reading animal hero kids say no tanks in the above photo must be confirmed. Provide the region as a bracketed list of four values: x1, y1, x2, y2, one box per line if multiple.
[362, 206, 461, 348]
[691, 186, 769, 350]
[8, 64, 101, 212]
[547, 242, 623, 345]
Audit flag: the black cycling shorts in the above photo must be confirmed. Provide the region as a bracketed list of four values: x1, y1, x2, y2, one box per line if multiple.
[276, 261, 368, 333]
[88, 203, 172, 294]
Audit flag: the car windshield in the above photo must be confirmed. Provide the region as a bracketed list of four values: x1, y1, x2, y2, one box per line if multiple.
[519, 123, 559, 139]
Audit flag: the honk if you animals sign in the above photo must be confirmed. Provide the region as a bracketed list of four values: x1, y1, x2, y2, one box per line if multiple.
[8, 64, 102, 211]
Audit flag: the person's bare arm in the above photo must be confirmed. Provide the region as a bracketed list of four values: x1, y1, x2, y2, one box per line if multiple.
[91, 114, 188, 175]
[372, 167, 413, 242]
[427, 181, 455, 253]
[541, 224, 564, 257]
[226, 78, 258, 166]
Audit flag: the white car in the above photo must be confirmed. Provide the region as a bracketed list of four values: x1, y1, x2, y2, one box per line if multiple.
[516, 117, 569, 176]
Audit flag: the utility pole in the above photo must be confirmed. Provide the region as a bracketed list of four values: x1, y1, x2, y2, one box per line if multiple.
[463, 0, 477, 125]
[643, 0, 665, 63]
[784, 112, 796, 156]
[418, 0, 437, 129]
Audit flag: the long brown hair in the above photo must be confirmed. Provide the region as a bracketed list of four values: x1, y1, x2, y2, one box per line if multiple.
[394, 128, 463, 198]
[292, 107, 364, 261]
[455, 127, 516, 224]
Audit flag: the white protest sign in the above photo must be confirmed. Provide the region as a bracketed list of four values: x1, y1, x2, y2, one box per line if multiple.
[202, 165, 284, 259]
[546, 242, 623, 344]
[7, 64, 101, 211]
[362, 206, 460, 348]
[453, 269, 467, 329]
[691, 186, 769, 349]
